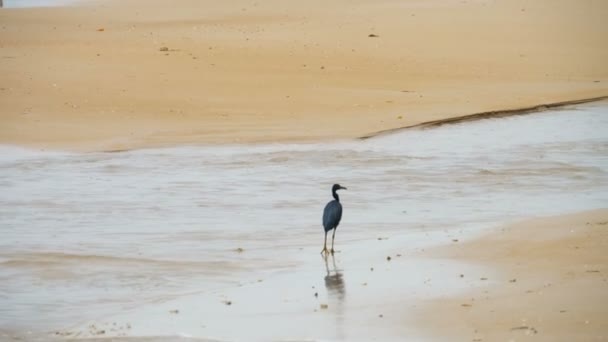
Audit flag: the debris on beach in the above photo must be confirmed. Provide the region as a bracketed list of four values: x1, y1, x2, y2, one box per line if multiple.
[368, 34, 379, 37]
[480, 277, 487, 280]
[320, 304, 328, 309]
[314, 292, 318, 297]
[234, 247, 245, 253]
[386, 256, 391, 261]
[378, 314, 384, 318]
[509, 278, 517, 282]
[461, 303, 472, 307]
[159, 47, 169, 52]
[169, 309, 179, 314]
[510, 326, 538, 335]
[223, 300, 232, 306]
[97, 28, 105, 32]
[86, 324, 107, 336]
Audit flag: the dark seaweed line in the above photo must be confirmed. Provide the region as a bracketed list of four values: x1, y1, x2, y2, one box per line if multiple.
[359, 95, 608, 140]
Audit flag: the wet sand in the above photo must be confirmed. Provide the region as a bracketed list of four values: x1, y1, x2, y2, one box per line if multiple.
[1, 0, 607, 151]
[415, 209, 608, 341]
[10, 210, 605, 341]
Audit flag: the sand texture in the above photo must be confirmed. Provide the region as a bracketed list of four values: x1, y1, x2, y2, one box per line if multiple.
[416, 209, 608, 341]
[1, 0, 607, 151]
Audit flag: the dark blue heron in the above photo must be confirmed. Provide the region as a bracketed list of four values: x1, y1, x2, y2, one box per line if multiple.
[321, 184, 347, 255]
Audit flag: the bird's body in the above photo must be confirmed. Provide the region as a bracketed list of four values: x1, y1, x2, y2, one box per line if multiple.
[321, 184, 346, 255]
[323, 200, 342, 233]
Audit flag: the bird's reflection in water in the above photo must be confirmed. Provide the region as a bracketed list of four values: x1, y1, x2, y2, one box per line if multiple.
[323, 255, 346, 339]
[324, 255, 345, 298]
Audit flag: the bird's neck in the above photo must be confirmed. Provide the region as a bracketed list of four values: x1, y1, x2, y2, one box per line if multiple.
[332, 191, 340, 202]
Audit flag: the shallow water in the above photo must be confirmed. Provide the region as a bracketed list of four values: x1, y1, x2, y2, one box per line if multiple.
[1, 102, 607, 339]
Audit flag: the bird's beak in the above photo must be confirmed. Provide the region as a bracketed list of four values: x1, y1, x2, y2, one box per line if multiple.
[341, 186, 348, 190]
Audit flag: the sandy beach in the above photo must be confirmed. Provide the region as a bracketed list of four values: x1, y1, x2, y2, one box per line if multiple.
[1, 1, 608, 341]
[1, 0, 607, 151]
[416, 209, 608, 341]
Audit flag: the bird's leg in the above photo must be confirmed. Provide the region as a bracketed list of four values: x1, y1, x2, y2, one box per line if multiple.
[330, 229, 336, 254]
[321, 231, 328, 255]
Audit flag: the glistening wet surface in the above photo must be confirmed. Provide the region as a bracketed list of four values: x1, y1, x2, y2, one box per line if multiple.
[1, 102, 607, 340]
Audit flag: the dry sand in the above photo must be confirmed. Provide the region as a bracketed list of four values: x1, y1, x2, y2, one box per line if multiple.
[1, 0, 607, 151]
[415, 209, 608, 341]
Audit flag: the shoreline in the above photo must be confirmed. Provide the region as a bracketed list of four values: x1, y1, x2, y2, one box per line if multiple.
[6, 210, 606, 341]
[0, 95, 606, 154]
[40, 220, 497, 341]
[360, 95, 608, 139]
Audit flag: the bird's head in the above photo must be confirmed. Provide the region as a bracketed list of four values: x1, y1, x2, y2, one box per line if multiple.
[332, 184, 347, 192]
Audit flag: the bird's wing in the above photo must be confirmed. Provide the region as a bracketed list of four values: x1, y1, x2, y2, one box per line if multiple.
[322, 200, 343, 230]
